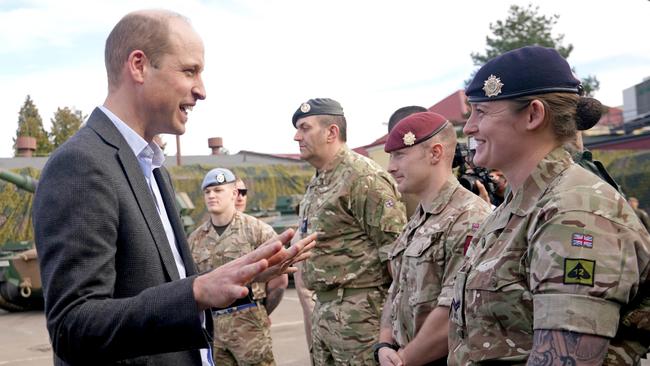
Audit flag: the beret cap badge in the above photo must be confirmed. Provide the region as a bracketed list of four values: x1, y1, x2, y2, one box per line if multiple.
[216, 173, 226, 183]
[483, 74, 504, 98]
[300, 102, 311, 113]
[403, 131, 416, 146]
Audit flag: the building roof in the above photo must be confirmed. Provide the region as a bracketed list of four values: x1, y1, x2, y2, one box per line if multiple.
[596, 106, 624, 128]
[584, 130, 650, 150]
[0, 151, 307, 170]
[428, 89, 469, 125]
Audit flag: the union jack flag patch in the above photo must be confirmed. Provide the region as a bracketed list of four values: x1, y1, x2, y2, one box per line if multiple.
[571, 233, 593, 248]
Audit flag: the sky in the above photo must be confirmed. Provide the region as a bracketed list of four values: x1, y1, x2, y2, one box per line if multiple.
[1, 0, 649, 158]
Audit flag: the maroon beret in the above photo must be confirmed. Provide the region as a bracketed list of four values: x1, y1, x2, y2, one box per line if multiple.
[384, 112, 449, 153]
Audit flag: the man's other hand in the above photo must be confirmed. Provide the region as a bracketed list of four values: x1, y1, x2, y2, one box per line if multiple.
[193, 229, 316, 310]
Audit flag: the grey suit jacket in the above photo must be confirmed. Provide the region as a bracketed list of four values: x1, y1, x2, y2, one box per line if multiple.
[33, 108, 212, 365]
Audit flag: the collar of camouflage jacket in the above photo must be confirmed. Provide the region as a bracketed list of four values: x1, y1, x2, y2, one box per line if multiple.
[203, 210, 242, 237]
[506, 147, 573, 216]
[314, 145, 350, 183]
[421, 174, 460, 215]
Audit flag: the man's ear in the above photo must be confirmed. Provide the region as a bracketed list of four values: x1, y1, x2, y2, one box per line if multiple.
[327, 124, 340, 143]
[525, 99, 547, 131]
[127, 50, 147, 84]
[430, 143, 443, 164]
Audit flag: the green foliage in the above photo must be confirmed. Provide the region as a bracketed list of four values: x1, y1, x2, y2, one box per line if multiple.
[471, 4, 573, 65]
[50, 107, 84, 149]
[14, 95, 52, 156]
[468, 4, 599, 94]
[0, 168, 40, 247]
[580, 75, 601, 98]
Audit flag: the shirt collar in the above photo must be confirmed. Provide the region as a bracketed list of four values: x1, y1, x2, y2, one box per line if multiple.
[99, 106, 165, 175]
[507, 147, 573, 216]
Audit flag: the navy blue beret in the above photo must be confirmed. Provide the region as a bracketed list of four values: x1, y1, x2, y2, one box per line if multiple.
[292, 98, 344, 127]
[466, 46, 581, 102]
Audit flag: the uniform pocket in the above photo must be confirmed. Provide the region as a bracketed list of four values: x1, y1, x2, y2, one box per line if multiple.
[463, 249, 533, 361]
[404, 232, 444, 306]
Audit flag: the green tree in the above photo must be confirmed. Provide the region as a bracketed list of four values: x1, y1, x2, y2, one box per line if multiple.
[469, 4, 599, 95]
[14, 95, 52, 156]
[50, 107, 84, 149]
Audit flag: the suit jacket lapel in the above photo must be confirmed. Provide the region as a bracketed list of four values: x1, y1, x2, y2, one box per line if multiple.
[153, 168, 197, 276]
[86, 108, 180, 280]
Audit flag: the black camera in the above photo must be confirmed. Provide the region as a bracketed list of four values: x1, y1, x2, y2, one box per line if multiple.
[453, 142, 499, 205]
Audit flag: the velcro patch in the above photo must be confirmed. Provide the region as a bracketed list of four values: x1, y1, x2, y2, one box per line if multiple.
[563, 258, 595, 286]
[571, 233, 593, 248]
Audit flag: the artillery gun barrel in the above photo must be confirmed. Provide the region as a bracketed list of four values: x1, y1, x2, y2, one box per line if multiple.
[0, 169, 38, 192]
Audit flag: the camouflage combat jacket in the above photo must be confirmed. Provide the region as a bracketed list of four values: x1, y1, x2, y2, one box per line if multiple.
[298, 146, 407, 292]
[388, 176, 491, 348]
[449, 148, 650, 365]
[189, 211, 276, 300]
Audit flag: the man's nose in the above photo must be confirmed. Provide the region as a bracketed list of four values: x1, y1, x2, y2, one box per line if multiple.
[193, 76, 206, 101]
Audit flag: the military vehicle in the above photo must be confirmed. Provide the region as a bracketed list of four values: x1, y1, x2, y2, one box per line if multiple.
[251, 194, 301, 234]
[0, 169, 43, 312]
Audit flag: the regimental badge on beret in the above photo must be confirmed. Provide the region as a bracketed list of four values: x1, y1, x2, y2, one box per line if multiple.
[300, 102, 311, 113]
[403, 131, 416, 146]
[483, 74, 504, 98]
[216, 173, 226, 183]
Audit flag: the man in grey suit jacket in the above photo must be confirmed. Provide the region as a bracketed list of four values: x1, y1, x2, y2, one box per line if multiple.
[32, 10, 315, 366]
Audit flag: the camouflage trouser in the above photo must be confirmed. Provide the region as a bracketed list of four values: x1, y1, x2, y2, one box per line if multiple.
[311, 286, 388, 366]
[212, 304, 276, 366]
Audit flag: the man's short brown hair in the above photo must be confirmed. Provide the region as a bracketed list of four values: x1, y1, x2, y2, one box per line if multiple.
[318, 115, 347, 142]
[104, 10, 186, 86]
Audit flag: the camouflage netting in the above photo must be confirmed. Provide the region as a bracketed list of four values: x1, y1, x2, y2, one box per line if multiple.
[597, 150, 650, 206]
[0, 164, 313, 247]
[166, 164, 313, 228]
[0, 168, 39, 246]
[3, 151, 648, 247]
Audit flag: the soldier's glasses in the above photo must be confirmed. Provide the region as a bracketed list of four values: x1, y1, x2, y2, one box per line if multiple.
[238, 189, 248, 197]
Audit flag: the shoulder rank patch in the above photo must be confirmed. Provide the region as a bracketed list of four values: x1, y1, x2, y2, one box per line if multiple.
[571, 233, 593, 248]
[563, 258, 595, 286]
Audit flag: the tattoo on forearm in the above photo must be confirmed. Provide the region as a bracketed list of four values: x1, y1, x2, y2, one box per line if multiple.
[527, 330, 608, 366]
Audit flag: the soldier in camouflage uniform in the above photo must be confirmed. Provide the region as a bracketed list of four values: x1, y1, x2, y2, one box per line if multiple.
[449, 46, 650, 365]
[291, 98, 407, 365]
[189, 168, 287, 366]
[376, 112, 491, 366]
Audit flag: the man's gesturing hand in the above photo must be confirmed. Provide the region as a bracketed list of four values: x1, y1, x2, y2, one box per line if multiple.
[255, 229, 317, 283]
[193, 229, 316, 310]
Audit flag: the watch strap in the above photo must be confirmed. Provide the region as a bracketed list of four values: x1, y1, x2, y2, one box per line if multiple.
[373, 342, 399, 362]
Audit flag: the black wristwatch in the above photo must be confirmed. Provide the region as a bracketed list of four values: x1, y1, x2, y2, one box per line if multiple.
[372, 342, 399, 362]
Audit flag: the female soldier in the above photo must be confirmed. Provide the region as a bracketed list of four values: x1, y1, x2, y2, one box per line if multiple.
[448, 46, 650, 365]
